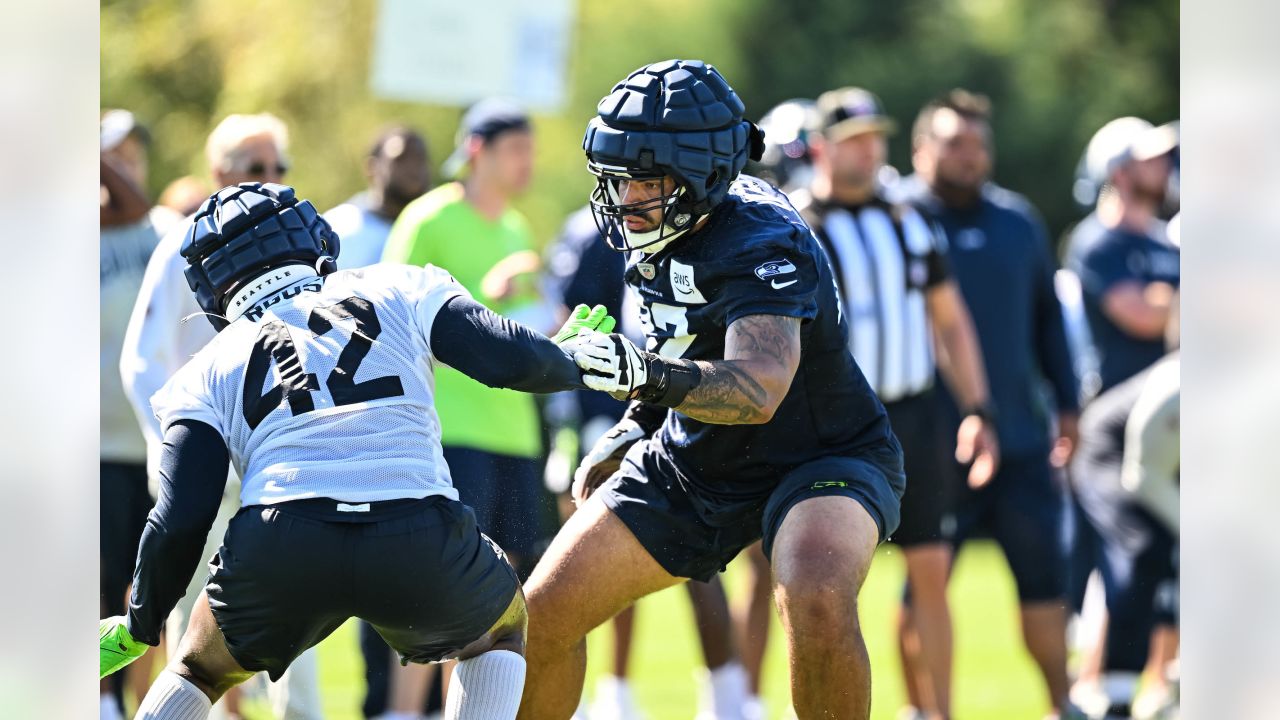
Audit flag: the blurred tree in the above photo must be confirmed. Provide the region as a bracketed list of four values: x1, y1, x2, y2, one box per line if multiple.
[101, 0, 1175, 246]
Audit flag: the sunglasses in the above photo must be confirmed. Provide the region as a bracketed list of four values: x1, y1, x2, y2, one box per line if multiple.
[245, 161, 290, 177]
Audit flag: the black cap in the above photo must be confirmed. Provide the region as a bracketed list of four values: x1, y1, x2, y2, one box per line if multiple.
[443, 98, 531, 178]
[814, 87, 896, 141]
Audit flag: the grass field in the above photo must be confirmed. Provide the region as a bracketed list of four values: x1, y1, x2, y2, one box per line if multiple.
[239, 540, 1050, 720]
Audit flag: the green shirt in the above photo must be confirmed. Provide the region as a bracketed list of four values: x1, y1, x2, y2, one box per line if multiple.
[382, 182, 543, 458]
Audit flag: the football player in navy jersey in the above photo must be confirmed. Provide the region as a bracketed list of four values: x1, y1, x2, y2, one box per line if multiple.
[517, 60, 905, 720]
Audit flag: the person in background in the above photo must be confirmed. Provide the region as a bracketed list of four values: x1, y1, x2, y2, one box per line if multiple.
[158, 175, 215, 218]
[325, 127, 431, 271]
[897, 89, 1083, 720]
[101, 108, 166, 720]
[118, 112, 322, 720]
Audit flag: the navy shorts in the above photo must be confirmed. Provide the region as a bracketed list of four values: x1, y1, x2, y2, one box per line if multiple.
[883, 392, 956, 547]
[443, 446, 546, 560]
[207, 496, 519, 681]
[953, 451, 1067, 603]
[600, 439, 905, 582]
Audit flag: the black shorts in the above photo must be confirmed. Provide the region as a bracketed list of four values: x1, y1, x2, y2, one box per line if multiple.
[954, 451, 1067, 602]
[600, 439, 904, 582]
[882, 392, 956, 547]
[206, 496, 519, 681]
[101, 461, 154, 615]
[443, 446, 546, 559]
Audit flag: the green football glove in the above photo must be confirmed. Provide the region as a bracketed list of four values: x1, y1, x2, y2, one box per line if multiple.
[100, 616, 148, 679]
[552, 303, 616, 344]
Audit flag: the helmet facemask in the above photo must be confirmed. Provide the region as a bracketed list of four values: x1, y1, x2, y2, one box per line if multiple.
[587, 161, 699, 253]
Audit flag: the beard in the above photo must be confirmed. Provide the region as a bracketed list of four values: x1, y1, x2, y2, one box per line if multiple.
[932, 171, 983, 208]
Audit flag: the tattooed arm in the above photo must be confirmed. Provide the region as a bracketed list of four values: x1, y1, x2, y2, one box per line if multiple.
[675, 314, 801, 425]
[571, 314, 801, 425]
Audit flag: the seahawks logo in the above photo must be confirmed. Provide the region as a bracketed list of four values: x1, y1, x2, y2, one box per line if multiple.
[754, 259, 797, 280]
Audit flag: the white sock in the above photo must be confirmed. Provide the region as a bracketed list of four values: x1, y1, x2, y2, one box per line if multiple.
[444, 650, 527, 720]
[710, 662, 749, 716]
[136, 670, 214, 720]
[100, 693, 123, 720]
[742, 694, 765, 720]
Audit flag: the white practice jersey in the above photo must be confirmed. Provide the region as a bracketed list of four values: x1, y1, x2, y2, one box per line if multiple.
[151, 263, 467, 506]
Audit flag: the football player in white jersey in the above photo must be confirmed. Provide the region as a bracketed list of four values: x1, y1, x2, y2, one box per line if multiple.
[100, 183, 611, 720]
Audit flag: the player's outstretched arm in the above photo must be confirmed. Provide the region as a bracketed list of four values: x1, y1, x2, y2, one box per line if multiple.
[571, 314, 801, 426]
[431, 297, 606, 394]
[104, 419, 230, 677]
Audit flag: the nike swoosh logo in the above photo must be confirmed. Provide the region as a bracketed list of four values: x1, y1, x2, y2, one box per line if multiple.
[771, 279, 798, 289]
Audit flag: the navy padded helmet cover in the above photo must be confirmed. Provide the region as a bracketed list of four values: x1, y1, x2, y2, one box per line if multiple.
[584, 59, 755, 213]
[181, 182, 338, 321]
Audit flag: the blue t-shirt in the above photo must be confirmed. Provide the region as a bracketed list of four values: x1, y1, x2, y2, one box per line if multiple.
[1078, 227, 1179, 392]
[627, 175, 892, 523]
[897, 177, 1079, 456]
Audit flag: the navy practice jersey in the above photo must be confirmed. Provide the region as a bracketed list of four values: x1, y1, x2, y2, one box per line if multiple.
[624, 175, 893, 523]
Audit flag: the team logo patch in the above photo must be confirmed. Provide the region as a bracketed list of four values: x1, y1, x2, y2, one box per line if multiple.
[811, 480, 848, 490]
[637, 262, 656, 280]
[669, 260, 707, 304]
[754, 259, 797, 280]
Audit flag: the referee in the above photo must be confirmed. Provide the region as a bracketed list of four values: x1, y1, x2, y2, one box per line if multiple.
[790, 87, 998, 720]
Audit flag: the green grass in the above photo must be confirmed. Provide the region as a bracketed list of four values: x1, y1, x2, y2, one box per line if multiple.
[243, 540, 1049, 720]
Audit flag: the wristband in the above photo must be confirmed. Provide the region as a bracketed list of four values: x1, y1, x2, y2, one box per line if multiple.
[964, 403, 997, 425]
[633, 354, 701, 408]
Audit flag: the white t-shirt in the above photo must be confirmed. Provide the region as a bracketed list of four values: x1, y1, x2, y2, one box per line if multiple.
[324, 200, 393, 271]
[150, 263, 467, 507]
[119, 218, 218, 477]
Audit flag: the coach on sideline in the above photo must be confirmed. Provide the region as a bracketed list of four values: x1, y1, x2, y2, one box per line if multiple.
[896, 89, 1082, 720]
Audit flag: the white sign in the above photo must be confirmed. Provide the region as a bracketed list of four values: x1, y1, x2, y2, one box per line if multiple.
[370, 0, 574, 111]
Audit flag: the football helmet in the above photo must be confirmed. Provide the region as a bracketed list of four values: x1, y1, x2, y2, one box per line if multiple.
[181, 182, 339, 330]
[583, 59, 765, 252]
[750, 98, 819, 193]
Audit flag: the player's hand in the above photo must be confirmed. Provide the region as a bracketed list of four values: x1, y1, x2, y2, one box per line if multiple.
[572, 419, 644, 506]
[100, 616, 147, 679]
[570, 332, 649, 399]
[956, 415, 1000, 488]
[551, 304, 616, 345]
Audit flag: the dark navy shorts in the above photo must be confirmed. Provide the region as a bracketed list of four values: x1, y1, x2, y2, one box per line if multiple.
[443, 446, 546, 560]
[600, 439, 905, 582]
[883, 392, 957, 548]
[953, 451, 1067, 603]
[206, 496, 519, 681]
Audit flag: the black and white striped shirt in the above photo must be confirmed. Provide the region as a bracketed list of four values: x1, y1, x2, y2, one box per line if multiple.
[793, 190, 950, 403]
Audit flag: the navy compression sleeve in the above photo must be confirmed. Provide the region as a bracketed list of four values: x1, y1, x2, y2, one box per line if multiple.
[126, 420, 229, 646]
[431, 295, 586, 393]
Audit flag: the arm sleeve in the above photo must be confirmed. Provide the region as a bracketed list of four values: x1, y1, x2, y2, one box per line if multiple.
[126, 420, 230, 645]
[431, 295, 586, 393]
[1030, 219, 1081, 413]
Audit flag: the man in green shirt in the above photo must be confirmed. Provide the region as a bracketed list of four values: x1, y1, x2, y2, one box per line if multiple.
[383, 99, 547, 576]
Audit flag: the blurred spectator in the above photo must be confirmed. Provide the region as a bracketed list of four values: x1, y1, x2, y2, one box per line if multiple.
[118, 112, 322, 720]
[1070, 347, 1179, 719]
[792, 86, 997, 720]
[100, 108, 164, 720]
[382, 98, 549, 575]
[898, 89, 1082, 719]
[321, 125, 437, 720]
[157, 174, 213, 218]
[325, 127, 431, 270]
[750, 98, 819, 194]
[1075, 122, 1179, 396]
[1066, 116, 1179, 716]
